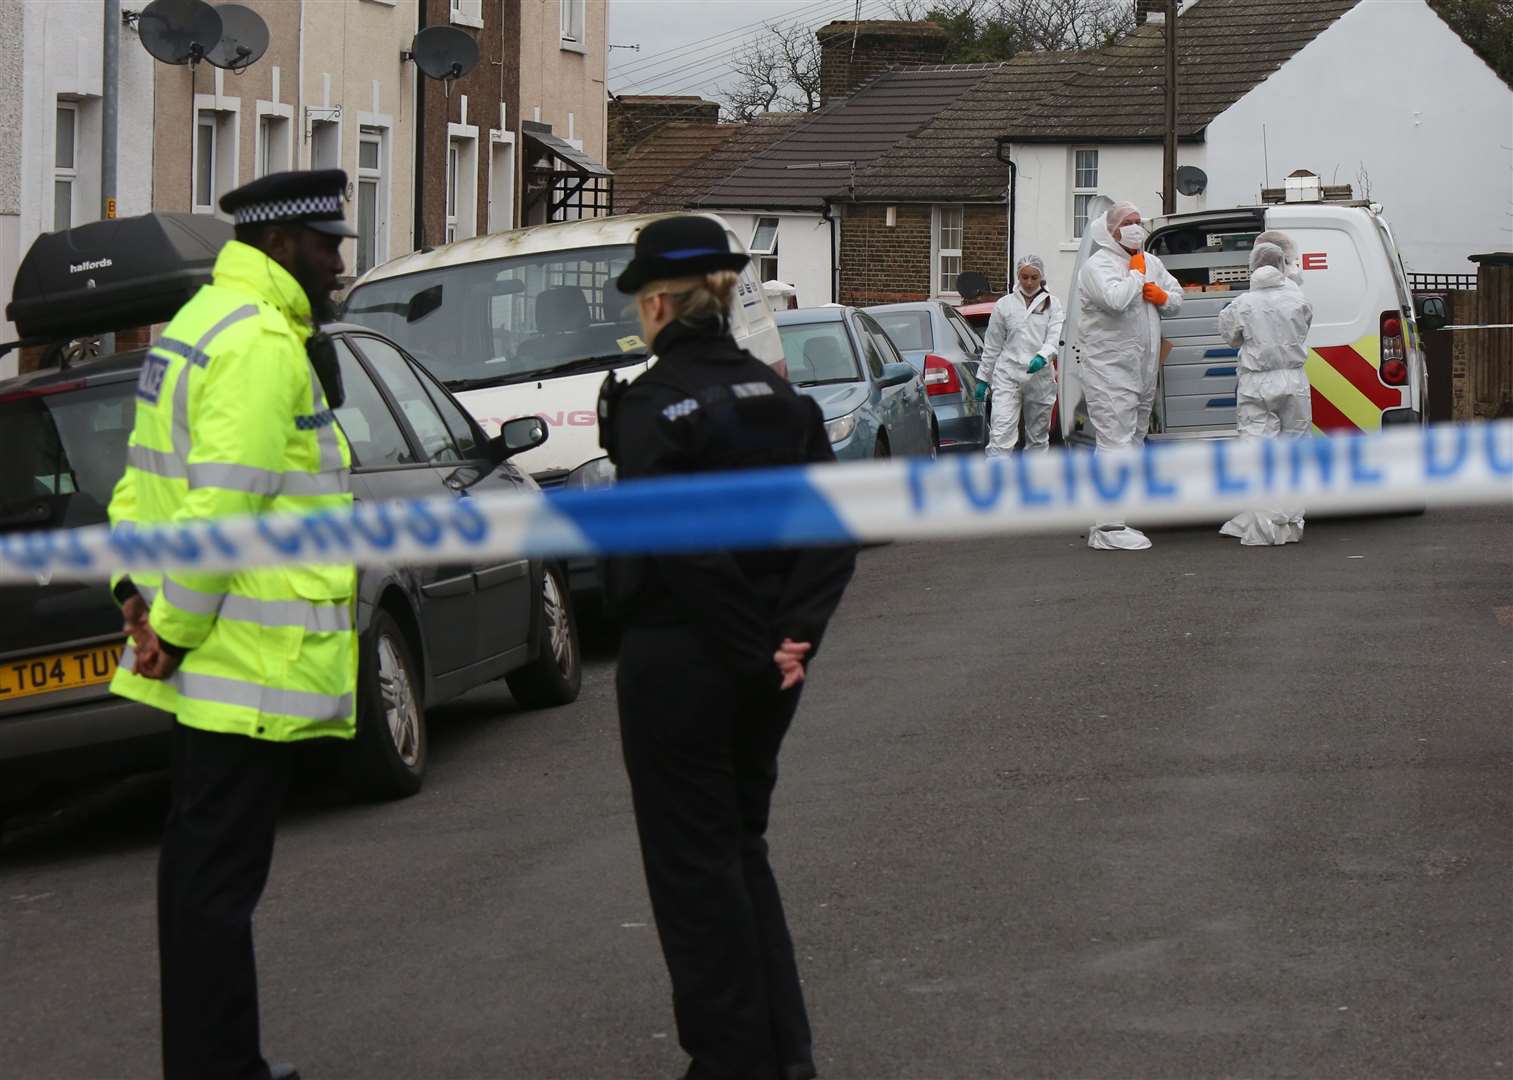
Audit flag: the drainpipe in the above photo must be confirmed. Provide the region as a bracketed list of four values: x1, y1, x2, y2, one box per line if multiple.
[821, 201, 838, 303]
[101, 0, 119, 221]
[995, 138, 1017, 277]
[412, 1, 427, 251]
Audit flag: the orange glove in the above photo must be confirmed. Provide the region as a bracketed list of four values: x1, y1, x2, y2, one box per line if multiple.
[1128, 251, 1146, 274]
[1143, 282, 1169, 306]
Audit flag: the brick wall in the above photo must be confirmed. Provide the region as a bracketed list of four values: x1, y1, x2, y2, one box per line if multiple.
[839, 203, 1007, 307]
[609, 97, 720, 166]
[817, 22, 950, 105]
[962, 206, 1009, 296]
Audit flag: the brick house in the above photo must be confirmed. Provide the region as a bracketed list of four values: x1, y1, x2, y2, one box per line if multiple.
[836, 51, 1072, 306]
[416, 0, 612, 248]
[846, 0, 1513, 307]
[608, 23, 1002, 308]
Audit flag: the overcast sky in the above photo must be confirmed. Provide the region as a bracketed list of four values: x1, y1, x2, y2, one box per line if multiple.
[607, 0, 897, 103]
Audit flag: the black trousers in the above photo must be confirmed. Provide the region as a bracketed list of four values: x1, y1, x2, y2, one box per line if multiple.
[158, 721, 293, 1080]
[617, 623, 814, 1080]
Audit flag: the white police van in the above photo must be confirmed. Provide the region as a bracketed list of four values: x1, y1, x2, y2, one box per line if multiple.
[1060, 182, 1436, 445]
[343, 213, 784, 493]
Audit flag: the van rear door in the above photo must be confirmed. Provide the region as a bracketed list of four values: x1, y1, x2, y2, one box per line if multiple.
[1146, 210, 1265, 438]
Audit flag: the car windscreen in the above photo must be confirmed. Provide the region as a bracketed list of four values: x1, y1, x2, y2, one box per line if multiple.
[0, 379, 135, 531]
[870, 310, 932, 352]
[778, 323, 861, 386]
[342, 243, 648, 392]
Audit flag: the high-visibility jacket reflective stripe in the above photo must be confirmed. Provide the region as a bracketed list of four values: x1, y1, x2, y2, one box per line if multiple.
[108, 241, 358, 743]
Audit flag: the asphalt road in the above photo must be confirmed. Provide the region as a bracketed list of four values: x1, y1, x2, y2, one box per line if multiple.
[4, 506, 1511, 1080]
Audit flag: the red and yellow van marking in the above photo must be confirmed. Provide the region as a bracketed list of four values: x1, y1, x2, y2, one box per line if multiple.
[1304, 334, 1403, 433]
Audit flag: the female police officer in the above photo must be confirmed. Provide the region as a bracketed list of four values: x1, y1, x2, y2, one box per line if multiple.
[599, 215, 857, 1080]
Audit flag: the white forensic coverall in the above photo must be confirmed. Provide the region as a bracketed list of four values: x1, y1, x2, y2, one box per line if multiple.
[1076, 207, 1183, 549]
[1216, 242, 1315, 545]
[980, 284, 1064, 454]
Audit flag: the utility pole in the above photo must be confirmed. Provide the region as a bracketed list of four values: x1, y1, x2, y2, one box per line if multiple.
[1162, 0, 1178, 214]
[102, 0, 120, 221]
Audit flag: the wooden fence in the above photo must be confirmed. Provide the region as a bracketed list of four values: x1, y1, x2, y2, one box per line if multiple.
[1448, 263, 1513, 420]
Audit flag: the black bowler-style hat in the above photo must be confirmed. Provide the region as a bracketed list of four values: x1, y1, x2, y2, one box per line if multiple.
[219, 169, 359, 238]
[616, 214, 750, 294]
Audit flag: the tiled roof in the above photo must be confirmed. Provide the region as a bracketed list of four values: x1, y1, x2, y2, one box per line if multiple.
[852, 0, 1358, 201]
[1002, 0, 1358, 142]
[612, 122, 731, 215]
[695, 64, 1006, 211]
[628, 115, 807, 215]
[850, 50, 1077, 202]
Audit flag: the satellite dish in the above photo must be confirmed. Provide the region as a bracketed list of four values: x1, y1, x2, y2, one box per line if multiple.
[206, 3, 269, 72]
[138, 0, 222, 66]
[1176, 165, 1208, 196]
[407, 26, 480, 82]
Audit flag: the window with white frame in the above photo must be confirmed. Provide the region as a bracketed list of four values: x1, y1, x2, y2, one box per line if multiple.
[194, 107, 237, 215]
[449, 0, 482, 25]
[560, 0, 586, 46]
[750, 217, 779, 282]
[446, 141, 460, 243]
[357, 126, 386, 274]
[1071, 148, 1099, 238]
[488, 136, 516, 233]
[310, 118, 340, 171]
[446, 134, 478, 243]
[54, 102, 78, 232]
[257, 114, 291, 177]
[933, 206, 963, 296]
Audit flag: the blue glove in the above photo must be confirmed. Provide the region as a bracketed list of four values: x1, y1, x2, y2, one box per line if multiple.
[974, 380, 989, 402]
[1026, 354, 1048, 375]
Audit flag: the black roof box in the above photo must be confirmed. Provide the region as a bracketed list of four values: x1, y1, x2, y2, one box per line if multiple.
[7, 213, 232, 342]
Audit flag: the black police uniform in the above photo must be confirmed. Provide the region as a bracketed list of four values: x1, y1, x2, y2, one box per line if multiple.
[116, 171, 356, 1080]
[602, 315, 857, 1080]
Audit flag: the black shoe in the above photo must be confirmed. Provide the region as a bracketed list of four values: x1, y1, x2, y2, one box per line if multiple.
[268, 1065, 301, 1080]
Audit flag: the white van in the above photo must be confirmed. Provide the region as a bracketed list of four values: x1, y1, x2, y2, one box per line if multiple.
[1060, 190, 1430, 443]
[343, 212, 784, 486]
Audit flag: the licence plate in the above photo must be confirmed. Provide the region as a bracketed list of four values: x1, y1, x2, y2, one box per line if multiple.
[0, 642, 124, 702]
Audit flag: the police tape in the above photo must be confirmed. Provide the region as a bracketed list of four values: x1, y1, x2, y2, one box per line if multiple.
[2, 421, 1510, 584]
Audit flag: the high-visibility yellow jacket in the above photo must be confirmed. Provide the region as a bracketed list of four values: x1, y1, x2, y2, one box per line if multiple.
[107, 240, 357, 742]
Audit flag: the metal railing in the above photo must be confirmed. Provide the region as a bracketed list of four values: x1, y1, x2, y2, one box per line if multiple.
[1409, 273, 1478, 292]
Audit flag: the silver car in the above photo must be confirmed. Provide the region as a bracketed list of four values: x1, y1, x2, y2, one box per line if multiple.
[775, 307, 936, 461]
[864, 301, 988, 453]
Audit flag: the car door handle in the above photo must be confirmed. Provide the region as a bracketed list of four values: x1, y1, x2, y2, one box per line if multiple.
[474, 562, 528, 591]
[420, 575, 474, 599]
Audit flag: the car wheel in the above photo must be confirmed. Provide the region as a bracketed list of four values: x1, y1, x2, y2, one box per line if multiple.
[873, 432, 891, 459]
[505, 563, 583, 709]
[348, 608, 426, 801]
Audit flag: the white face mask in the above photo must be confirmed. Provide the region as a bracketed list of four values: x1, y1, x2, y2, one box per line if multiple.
[1118, 223, 1148, 251]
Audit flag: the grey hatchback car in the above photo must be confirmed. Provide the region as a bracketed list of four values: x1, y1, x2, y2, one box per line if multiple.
[0, 328, 581, 808]
[864, 301, 988, 453]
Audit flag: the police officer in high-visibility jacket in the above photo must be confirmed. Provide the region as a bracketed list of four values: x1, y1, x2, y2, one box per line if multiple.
[107, 170, 358, 1080]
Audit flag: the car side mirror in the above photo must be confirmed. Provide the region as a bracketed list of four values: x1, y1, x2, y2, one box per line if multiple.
[1416, 295, 1448, 333]
[879, 362, 916, 389]
[488, 416, 549, 463]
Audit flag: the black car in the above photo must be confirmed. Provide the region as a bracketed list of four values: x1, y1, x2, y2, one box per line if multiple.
[0, 323, 581, 805]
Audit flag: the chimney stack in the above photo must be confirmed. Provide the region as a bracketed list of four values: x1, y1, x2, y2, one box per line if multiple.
[608, 96, 721, 166]
[816, 21, 951, 105]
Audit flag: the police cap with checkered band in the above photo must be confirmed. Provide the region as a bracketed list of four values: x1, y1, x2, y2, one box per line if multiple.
[218, 168, 359, 238]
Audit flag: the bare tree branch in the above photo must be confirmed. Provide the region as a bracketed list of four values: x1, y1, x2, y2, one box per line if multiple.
[719, 20, 823, 122]
[996, 0, 1135, 52]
